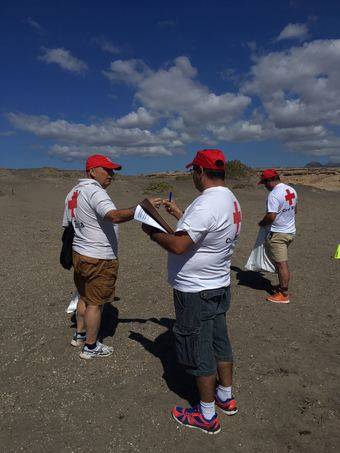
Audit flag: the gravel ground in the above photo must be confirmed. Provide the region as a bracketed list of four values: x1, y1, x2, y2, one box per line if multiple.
[0, 170, 339, 453]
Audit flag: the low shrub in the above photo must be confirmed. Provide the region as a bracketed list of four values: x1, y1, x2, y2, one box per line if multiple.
[225, 160, 252, 179]
[143, 181, 173, 194]
[175, 174, 191, 181]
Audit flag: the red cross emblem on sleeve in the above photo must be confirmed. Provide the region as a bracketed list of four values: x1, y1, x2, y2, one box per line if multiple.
[285, 189, 296, 206]
[233, 201, 242, 234]
[68, 191, 79, 218]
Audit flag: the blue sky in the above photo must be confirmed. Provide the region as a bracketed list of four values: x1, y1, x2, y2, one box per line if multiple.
[1, 0, 340, 174]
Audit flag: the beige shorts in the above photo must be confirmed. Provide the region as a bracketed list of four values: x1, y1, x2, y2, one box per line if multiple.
[73, 251, 119, 306]
[265, 232, 294, 263]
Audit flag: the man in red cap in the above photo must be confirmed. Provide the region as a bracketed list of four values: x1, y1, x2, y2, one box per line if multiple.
[258, 169, 298, 304]
[142, 149, 241, 434]
[62, 154, 137, 359]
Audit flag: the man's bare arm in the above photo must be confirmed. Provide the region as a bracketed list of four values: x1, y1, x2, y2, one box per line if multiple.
[104, 198, 162, 224]
[258, 212, 277, 227]
[104, 207, 136, 223]
[142, 225, 194, 254]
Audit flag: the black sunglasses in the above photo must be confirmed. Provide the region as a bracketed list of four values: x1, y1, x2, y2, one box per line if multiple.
[102, 167, 115, 175]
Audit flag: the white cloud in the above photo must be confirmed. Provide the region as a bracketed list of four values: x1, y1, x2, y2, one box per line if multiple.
[24, 17, 43, 33]
[6, 113, 158, 146]
[208, 121, 266, 142]
[39, 48, 88, 74]
[277, 23, 309, 41]
[48, 144, 172, 160]
[93, 37, 121, 54]
[6, 113, 180, 161]
[103, 59, 151, 84]
[105, 56, 251, 131]
[240, 39, 340, 157]
[244, 39, 340, 126]
[7, 45, 340, 162]
[116, 107, 156, 128]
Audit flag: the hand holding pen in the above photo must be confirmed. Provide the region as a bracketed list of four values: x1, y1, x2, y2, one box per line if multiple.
[163, 192, 183, 220]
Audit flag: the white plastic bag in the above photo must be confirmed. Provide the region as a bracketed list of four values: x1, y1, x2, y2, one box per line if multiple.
[245, 227, 276, 273]
[66, 290, 79, 314]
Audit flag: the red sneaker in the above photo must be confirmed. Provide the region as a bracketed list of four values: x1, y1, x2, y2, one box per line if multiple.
[171, 405, 221, 434]
[266, 292, 290, 304]
[215, 394, 238, 415]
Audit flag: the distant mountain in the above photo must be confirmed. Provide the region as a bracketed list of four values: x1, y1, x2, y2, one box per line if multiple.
[305, 161, 340, 168]
[305, 161, 323, 168]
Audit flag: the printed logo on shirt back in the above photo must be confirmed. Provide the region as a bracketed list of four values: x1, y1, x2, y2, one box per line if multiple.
[68, 191, 79, 218]
[233, 201, 242, 237]
[68, 190, 84, 229]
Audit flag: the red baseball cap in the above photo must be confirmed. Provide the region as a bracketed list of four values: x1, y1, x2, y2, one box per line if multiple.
[86, 154, 122, 171]
[186, 149, 226, 170]
[258, 168, 279, 184]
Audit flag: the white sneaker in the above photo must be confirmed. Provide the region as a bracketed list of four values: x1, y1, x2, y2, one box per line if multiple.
[71, 332, 86, 347]
[79, 342, 113, 360]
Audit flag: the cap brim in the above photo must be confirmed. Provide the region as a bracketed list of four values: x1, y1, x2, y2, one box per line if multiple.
[106, 163, 122, 170]
[185, 161, 194, 169]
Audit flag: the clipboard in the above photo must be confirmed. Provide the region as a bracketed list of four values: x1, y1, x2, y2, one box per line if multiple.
[141, 198, 175, 234]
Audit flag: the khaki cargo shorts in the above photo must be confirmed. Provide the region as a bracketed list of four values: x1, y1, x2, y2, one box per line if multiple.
[265, 232, 295, 263]
[72, 251, 119, 306]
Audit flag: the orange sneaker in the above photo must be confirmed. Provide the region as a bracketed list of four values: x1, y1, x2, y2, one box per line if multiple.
[271, 284, 280, 293]
[266, 292, 290, 304]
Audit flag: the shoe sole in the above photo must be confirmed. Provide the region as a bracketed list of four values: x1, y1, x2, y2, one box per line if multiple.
[79, 350, 113, 360]
[266, 298, 290, 304]
[217, 407, 238, 415]
[171, 413, 221, 435]
[71, 339, 85, 347]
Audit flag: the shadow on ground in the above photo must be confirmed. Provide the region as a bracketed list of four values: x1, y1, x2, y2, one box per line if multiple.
[98, 302, 119, 342]
[70, 306, 198, 404]
[231, 266, 275, 294]
[128, 317, 199, 405]
[70, 299, 120, 342]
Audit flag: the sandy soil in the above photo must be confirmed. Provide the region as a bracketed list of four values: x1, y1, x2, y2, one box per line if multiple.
[285, 173, 340, 192]
[0, 170, 339, 453]
[275, 168, 340, 192]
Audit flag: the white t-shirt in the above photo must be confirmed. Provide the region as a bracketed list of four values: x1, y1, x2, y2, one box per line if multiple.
[168, 186, 242, 292]
[62, 179, 119, 260]
[267, 183, 297, 234]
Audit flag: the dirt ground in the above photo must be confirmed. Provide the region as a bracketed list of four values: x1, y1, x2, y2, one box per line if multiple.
[0, 170, 339, 453]
[285, 174, 340, 192]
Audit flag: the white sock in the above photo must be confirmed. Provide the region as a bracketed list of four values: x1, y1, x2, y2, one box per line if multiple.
[217, 385, 232, 402]
[200, 400, 216, 421]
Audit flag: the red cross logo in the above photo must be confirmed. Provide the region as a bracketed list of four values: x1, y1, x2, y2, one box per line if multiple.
[68, 191, 79, 218]
[285, 189, 296, 206]
[233, 201, 242, 234]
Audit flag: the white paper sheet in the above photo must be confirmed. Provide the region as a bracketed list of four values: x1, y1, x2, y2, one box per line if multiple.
[134, 205, 167, 232]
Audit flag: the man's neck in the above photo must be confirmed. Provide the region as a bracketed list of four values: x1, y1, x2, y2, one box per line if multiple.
[202, 180, 226, 191]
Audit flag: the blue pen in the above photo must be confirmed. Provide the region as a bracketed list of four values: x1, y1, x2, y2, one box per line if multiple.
[168, 191, 173, 202]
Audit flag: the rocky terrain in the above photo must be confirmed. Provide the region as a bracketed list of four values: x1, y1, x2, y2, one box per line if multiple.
[0, 167, 339, 452]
